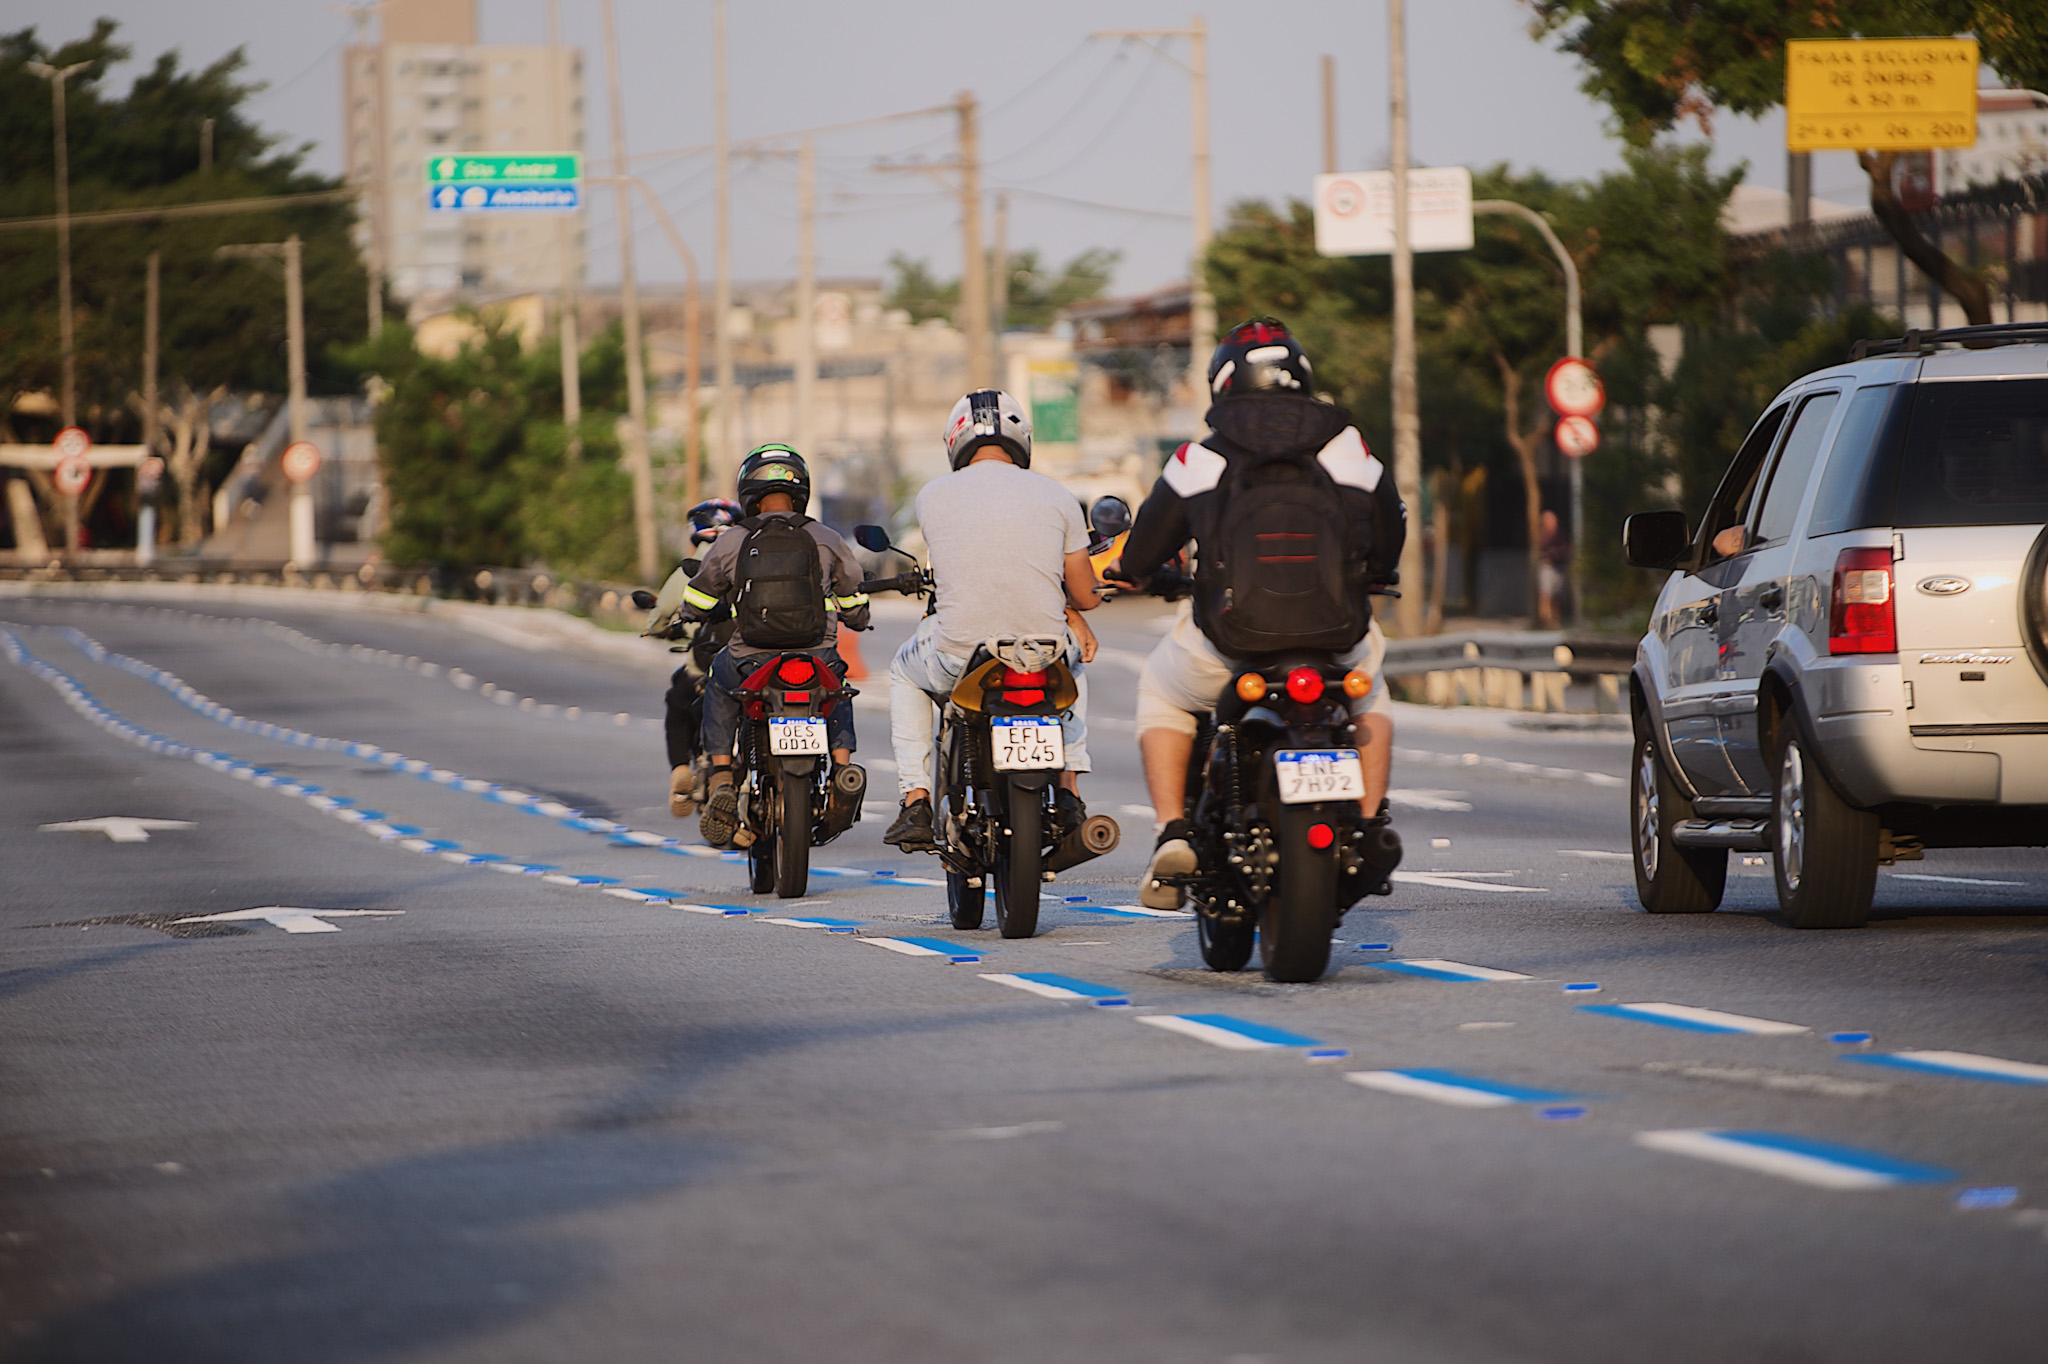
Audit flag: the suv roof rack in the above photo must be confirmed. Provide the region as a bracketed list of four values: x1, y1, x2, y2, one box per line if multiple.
[1850, 322, 2048, 361]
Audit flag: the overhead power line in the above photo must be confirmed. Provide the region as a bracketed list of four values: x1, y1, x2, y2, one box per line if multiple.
[0, 188, 355, 233]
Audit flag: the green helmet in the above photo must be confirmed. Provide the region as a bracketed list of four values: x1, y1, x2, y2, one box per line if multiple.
[736, 443, 811, 518]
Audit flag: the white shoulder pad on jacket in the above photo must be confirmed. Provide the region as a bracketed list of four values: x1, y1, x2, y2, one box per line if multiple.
[1160, 440, 1226, 496]
[1319, 426, 1384, 492]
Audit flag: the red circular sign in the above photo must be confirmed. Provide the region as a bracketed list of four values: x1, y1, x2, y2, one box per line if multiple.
[52, 425, 91, 461]
[1555, 414, 1601, 459]
[1545, 357, 1605, 419]
[282, 441, 322, 484]
[54, 452, 91, 496]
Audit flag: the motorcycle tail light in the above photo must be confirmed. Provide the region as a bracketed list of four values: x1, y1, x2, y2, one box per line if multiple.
[1306, 822, 1335, 850]
[1286, 667, 1325, 703]
[782, 691, 809, 704]
[1829, 548, 1895, 654]
[1342, 669, 1373, 699]
[777, 656, 817, 685]
[743, 698, 764, 720]
[1000, 667, 1048, 687]
[1235, 672, 1267, 702]
[1004, 689, 1046, 707]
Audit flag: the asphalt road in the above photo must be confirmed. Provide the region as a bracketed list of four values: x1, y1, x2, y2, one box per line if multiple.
[3, 585, 2046, 1363]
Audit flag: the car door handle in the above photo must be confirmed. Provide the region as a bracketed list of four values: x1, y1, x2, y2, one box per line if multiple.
[1758, 585, 1785, 613]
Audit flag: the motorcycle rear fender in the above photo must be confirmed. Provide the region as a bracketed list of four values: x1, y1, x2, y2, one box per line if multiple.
[1004, 770, 1055, 793]
[778, 756, 820, 778]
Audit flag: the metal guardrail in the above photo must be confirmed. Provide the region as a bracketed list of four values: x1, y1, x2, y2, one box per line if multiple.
[1381, 629, 1636, 679]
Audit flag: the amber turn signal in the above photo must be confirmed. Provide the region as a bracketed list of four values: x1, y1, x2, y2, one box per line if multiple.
[1235, 672, 1268, 702]
[1342, 669, 1374, 699]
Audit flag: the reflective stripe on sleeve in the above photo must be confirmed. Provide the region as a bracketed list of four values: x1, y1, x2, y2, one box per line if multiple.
[681, 585, 721, 611]
[834, 593, 870, 609]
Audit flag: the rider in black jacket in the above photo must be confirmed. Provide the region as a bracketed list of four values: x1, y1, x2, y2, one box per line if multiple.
[1111, 318, 1406, 909]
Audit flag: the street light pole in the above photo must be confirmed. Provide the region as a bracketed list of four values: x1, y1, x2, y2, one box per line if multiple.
[1386, 0, 1424, 637]
[600, 0, 658, 583]
[217, 235, 315, 568]
[1473, 198, 1583, 624]
[27, 60, 90, 428]
[713, 0, 735, 493]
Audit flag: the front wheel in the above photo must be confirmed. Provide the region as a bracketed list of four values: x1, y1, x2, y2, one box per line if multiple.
[1772, 733, 1877, 928]
[1631, 733, 1725, 914]
[1198, 909, 1254, 972]
[773, 768, 812, 898]
[946, 867, 984, 930]
[993, 783, 1042, 939]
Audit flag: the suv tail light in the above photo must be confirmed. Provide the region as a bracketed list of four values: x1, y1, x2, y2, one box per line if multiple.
[1829, 547, 1895, 654]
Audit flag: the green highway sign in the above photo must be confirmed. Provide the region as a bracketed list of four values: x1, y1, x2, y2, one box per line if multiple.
[425, 153, 580, 184]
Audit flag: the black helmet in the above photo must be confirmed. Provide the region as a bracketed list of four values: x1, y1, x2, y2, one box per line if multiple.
[686, 497, 742, 545]
[736, 444, 811, 518]
[1208, 316, 1313, 397]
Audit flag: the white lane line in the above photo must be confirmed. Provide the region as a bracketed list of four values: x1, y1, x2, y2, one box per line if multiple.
[1889, 872, 2025, 887]
[1561, 849, 1631, 861]
[1388, 789, 1472, 812]
[1391, 871, 1546, 893]
[1634, 1130, 1955, 1190]
[978, 972, 1130, 1005]
[1345, 1069, 1579, 1108]
[1394, 746, 1626, 789]
[1844, 1050, 2048, 1085]
[1584, 1003, 1809, 1035]
[173, 907, 406, 935]
[1373, 959, 1534, 983]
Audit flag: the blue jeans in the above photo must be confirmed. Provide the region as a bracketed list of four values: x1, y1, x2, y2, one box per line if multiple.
[887, 615, 1090, 800]
[702, 647, 855, 760]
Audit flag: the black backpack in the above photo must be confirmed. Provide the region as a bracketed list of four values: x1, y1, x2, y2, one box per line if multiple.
[1194, 446, 1371, 657]
[732, 514, 828, 649]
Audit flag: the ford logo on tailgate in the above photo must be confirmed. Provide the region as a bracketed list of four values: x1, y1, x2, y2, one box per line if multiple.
[1916, 576, 1972, 596]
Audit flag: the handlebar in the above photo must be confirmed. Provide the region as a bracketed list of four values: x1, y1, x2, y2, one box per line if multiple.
[859, 571, 930, 597]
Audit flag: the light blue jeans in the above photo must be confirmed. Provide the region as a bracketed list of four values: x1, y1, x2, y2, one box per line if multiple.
[889, 615, 1091, 800]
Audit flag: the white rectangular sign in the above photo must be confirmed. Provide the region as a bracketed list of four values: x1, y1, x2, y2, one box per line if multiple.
[1314, 167, 1474, 257]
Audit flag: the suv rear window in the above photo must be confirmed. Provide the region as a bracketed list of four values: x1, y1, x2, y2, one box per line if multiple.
[1893, 378, 2048, 527]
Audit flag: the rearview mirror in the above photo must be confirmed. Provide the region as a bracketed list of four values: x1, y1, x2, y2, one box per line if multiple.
[853, 524, 893, 554]
[680, 559, 701, 578]
[1087, 495, 1133, 541]
[630, 589, 658, 610]
[1623, 510, 1691, 570]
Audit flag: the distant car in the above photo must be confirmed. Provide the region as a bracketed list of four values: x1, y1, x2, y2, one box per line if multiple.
[1623, 322, 2048, 928]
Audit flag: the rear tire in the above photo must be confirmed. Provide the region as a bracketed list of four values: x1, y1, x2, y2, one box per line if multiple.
[946, 867, 984, 930]
[1260, 805, 1338, 984]
[993, 783, 1042, 939]
[773, 770, 811, 898]
[1198, 909, 1254, 972]
[1632, 733, 1726, 914]
[1772, 733, 1877, 928]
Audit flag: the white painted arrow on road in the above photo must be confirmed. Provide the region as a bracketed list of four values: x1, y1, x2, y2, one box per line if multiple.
[40, 817, 195, 843]
[171, 907, 406, 934]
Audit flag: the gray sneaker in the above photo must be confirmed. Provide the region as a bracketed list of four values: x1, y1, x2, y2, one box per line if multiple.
[1141, 820, 1196, 910]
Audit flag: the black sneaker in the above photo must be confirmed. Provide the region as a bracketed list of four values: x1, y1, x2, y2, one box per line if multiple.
[1053, 788, 1086, 839]
[883, 797, 937, 852]
[699, 771, 740, 849]
[1141, 819, 1196, 910]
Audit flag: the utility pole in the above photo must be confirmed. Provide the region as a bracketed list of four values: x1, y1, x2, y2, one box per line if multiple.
[600, 0, 658, 583]
[27, 60, 89, 428]
[200, 117, 214, 170]
[143, 251, 160, 455]
[991, 190, 1010, 345]
[713, 0, 735, 492]
[1386, 0, 1424, 636]
[1321, 55, 1337, 175]
[614, 178, 702, 509]
[875, 92, 990, 388]
[217, 236, 314, 566]
[546, 0, 581, 456]
[1090, 20, 1211, 408]
[795, 139, 818, 459]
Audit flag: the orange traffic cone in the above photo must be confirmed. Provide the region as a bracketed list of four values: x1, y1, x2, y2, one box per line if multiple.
[837, 621, 868, 680]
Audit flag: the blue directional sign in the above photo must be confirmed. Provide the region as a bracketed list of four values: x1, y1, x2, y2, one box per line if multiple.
[428, 183, 581, 212]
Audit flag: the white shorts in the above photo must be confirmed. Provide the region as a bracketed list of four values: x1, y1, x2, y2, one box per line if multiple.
[1134, 604, 1392, 738]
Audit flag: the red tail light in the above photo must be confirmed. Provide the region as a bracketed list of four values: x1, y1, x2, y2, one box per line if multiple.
[1286, 667, 1325, 703]
[1829, 548, 1895, 654]
[1000, 667, 1047, 687]
[777, 656, 816, 685]
[1306, 822, 1335, 850]
[1003, 689, 1046, 707]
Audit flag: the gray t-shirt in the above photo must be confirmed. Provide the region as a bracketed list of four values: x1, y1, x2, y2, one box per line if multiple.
[916, 460, 1088, 660]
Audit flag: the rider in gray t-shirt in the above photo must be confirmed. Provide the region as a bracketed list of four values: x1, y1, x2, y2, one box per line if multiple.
[882, 389, 1103, 852]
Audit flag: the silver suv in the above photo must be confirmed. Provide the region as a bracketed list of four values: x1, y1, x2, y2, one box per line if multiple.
[1624, 322, 2048, 928]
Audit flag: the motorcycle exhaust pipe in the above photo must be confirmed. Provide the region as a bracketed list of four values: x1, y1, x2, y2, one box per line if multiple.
[1358, 823, 1403, 871]
[1044, 813, 1121, 873]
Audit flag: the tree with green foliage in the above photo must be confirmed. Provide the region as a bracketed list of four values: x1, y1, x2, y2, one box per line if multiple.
[885, 246, 1118, 329]
[348, 315, 640, 583]
[1529, 1, 2048, 325]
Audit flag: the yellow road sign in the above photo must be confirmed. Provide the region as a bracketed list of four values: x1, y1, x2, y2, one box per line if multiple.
[1786, 37, 1978, 151]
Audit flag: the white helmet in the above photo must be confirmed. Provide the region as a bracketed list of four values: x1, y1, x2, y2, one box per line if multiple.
[944, 388, 1033, 470]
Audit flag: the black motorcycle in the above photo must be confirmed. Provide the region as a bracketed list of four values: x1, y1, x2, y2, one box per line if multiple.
[855, 525, 1120, 938]
[633, 584, 863, 898]
[1109, 555, 1403, 983]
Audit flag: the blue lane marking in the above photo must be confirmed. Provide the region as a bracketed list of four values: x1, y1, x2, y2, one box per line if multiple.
[1709, 1130, 1958, 1184]
[1176, 1014, 1325, 1048]
[1841, 1052, 2048, 1086]
[1355, 942, 1392, 951]
[779, 916, 865, 929]
[892, 936, 983, 958]
[1390, 1068, 1582, 1104]
[1011, 972, 1128, 1001]
[1581, 1003, 1744, 1033]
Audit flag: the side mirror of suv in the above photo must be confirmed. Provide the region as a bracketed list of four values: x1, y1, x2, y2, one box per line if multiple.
[1623, 510, 1692, 570]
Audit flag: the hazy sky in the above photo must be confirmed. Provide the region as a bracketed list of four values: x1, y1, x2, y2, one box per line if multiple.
[10, 1, 1871, 294]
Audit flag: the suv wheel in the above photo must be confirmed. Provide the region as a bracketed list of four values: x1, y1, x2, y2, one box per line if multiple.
[1771, 733, 1878, 928]
[1631, 733, 1726, 914]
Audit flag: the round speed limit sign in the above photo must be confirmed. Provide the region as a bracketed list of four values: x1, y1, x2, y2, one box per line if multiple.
[1545, 357, 1605, 419]
[53, 452, 91, 497]
[281, 441, 322, 484]
[52, 425, 91, 461]
[1555, 414, 1601, 459]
